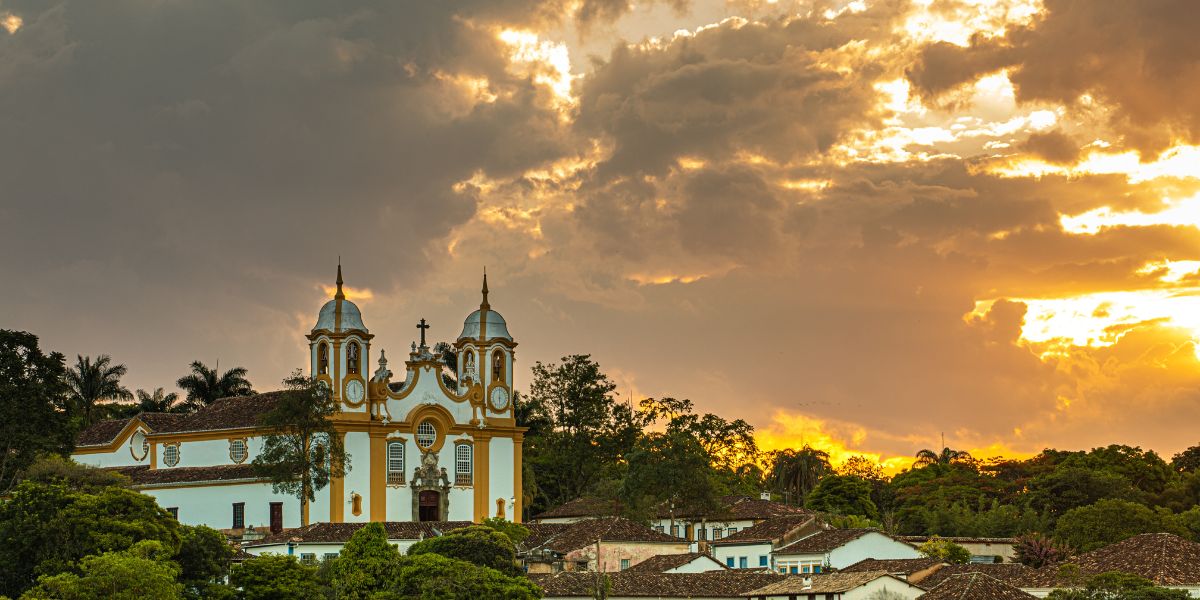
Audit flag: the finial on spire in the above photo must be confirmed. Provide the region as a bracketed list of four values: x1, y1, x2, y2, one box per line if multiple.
[480, 267, 490, 310]
[335, 258, 345, 300]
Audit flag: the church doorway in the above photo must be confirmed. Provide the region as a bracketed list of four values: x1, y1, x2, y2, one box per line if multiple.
[418, 490, 441, 521]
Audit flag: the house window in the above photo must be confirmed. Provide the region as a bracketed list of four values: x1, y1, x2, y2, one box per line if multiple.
[162, 443, 180, 467]
[653, 526, 665, 533]
[323, 553, 339, 562]
[620, 559, 630, 571]
[697, 528, 706, 541]
[712, 527, 723, 539]
[726, 557, 735, 568]
[229, 439, 248, 464]
[759, 555, 768, 567]
[416, 421, 436, 449]
[671, 525, 681, 538]
[232, 502, 245, 529]
[728, 527, 738, 534]
[300, 553, 316, 565]
[738, 556, 748, 569]
[166, 507, 178, 519]
[387, 441, 405, 485]
[455, 443, 473, 486]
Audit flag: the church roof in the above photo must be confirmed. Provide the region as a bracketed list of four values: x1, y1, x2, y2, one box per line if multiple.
[314, 297, 366, 333]
[458, 308, 511, 341]
[154, 392, 285, 433]
[76, 412, 189, 447]
[106, 464, 263, 487]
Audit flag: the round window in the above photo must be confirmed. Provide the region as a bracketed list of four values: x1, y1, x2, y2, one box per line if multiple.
[416, 421, 436, 449]
[130, 431, 148, 461]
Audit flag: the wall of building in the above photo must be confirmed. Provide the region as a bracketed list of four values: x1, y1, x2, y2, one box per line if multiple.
[145, 481, 326, 530]
[665, 558, 727, 573]
[489, 435, 516, 520]
[341, 431, 372, 522]
[712, 542, 773, 570]
[828, 533, 923, 569]
[565, 541, 691, 573]
[842, 576, 925, 600]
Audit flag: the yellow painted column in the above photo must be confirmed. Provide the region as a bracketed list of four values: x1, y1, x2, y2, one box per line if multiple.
[330, 432, 346, 523]
[369, 433, 387, 522]
[472, 434, 491, 522]
[513, 433, 524, 523]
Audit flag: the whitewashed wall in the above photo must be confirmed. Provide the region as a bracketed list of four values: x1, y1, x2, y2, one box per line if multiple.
[827, 533, 923, 569]
[341, 432, 372, 522]
[145, 481, 328, 530]
[712, 542, 773, 569]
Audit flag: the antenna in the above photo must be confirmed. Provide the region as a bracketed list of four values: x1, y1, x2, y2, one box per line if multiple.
[941, 432, 945, 451]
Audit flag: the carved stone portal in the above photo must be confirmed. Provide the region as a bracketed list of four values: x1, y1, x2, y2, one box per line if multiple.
[411, 450, 451, 521]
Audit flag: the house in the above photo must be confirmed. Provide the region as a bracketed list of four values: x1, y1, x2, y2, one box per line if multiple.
[73, 269, 526, 529]
[838, 557, 947, 584]
[1022, 533, 1200, 598]
[521, 516, 691, 573]
[742, 571, 925, 599]
[919, 572, 1037, 599]
[772, 528, 923, 573]
[710, 515, 823, 570]
[623, 553, 729, 574]
[531, 571, 784, 600]
[531, 497, 622, 524]
[649, 494, 813, 544]
[241, 520, 473, 563]
[898, 535, 1017, 563]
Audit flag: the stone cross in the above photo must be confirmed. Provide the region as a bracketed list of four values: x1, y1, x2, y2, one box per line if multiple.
[417, 318, 430, 348]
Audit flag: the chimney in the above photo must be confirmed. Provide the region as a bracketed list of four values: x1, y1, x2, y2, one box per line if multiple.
[760, 491, 771, 501]
[802, 576, 813, 589]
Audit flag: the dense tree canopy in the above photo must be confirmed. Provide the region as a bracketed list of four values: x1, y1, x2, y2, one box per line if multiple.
[0, 330, 75, 492]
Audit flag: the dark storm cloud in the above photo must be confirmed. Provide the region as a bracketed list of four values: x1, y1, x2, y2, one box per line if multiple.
[908, 0, 1200, 154]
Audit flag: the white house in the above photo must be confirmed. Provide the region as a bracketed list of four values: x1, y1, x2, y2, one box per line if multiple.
[623, 553, 729, 574]
[742, 571, 925, 600]
[649, 493, 814, 544]
[772, 529, 922, 574]
[710, 515, 823, 571]
[73, 269, 526, 532]
[241, 521, 473, 563]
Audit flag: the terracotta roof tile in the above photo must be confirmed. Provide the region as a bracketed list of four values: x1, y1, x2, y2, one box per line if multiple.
[623, 553, 727, 573]
[919, 572, 1037, 600]
[533, 497, 621, 520]
[655, 495, 811, 520]
[898, 535, 1017, 545]
[775, 528, 877, 554]
[1031, 533, 1200, 587]
[839, 557, 946, 575]
[743, 571, 905, 595]
[108, 464, 263, 486]
[76, 418, 134, 446]
[711, 515, 817, 545]
[528, 517, 682, 554]
[530, 571, 784, 597]
[918, 563, 1037, 589]
[155, 392, 286, 433]
[245, 521, 474, 547]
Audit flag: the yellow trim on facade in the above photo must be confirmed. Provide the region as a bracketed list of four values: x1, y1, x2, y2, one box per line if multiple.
[513, 434, 524, 523]
[369, 433, 387, 522]
[330, 431, 346, 523]
[471, 432, 491, 522]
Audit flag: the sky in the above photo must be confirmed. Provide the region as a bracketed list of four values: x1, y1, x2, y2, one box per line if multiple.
[3, 0, 1200, 470]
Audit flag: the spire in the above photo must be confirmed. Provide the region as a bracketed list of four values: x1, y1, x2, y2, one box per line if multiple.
[480, 267, 490, 311]
[335, 259, 345, 300]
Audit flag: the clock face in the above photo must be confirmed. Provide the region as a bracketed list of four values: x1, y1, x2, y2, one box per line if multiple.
[489, 386, 510, 411]
[345, 379, 365, 403]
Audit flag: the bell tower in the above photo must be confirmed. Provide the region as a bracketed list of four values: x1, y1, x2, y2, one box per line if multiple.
[456, 271, 517, 419]
[307, 263, 373, 413]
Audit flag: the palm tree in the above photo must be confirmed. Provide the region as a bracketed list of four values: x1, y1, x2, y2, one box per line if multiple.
[769, 445, 832, 505]
[64, 354, 133, 426]
[135, 387, 186, 413]
[914, 446, 973, 467]
[176, 360, 254, 409]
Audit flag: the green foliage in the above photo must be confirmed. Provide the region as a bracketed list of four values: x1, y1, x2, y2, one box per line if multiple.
[1027, 467, 1139, 517]
[480, 518, 531, 546]
[19, 455, 129, 492]
[769, 446, 832, 505]
[110, 388, 189, 418]
[329, 522, 402, 599]
[806, 475, 879, 519]
[914, 447, 973, 467]
[1172, 446, 1200, 473]
[252, 370, 349, 526]
[916, 536, 972, 564]
[0, 330, 75, 492]
[408, 526, 519, 575]
[63, 355, 133, 427]
[386, 553, 540, 599]
[20, 540, 182, 600]
[0, 479, 181, 597]
[175, 360, 254, 409]
[521, 355, 639, 512]
[229, 555, 325, 600]
[621, 428, 721, 519]
[175, 525, 232, 595]
[1046, 571, 1191, 599]
[1054, 499, 1186, 552]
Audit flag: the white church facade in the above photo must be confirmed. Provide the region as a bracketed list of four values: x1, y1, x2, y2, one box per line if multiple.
[72, 268, 525, 533]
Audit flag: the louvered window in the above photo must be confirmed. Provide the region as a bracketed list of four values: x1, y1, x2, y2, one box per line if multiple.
[387, 441, 405, 485]
[455, 443, 473, 486]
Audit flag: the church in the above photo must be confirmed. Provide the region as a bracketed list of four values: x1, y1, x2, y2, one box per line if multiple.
[72, 267, 525, 534]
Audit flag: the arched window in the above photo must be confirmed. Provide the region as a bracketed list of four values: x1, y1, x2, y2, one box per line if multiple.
[416, 421, 436, 449]
[318, 342, 330, 375]
[455, 443, 473, 486]
[387, 441, 405, 485]
[347, 342, 360, 374]
[163, 443, 180, 467]
[463, 350, 477, 384]
[492, 350, 505, 383]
